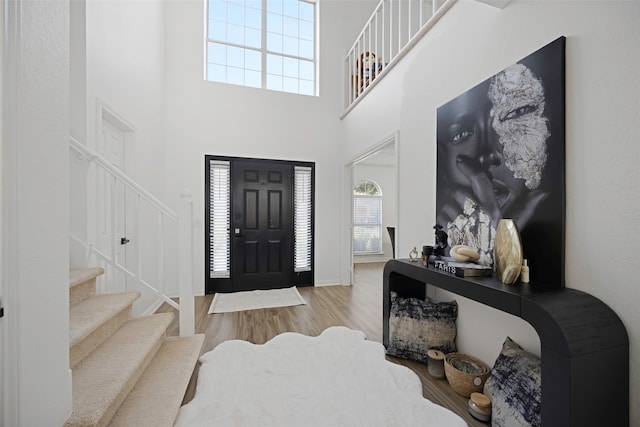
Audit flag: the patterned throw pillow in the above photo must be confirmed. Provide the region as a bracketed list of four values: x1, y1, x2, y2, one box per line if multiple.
[386, 291, 458, 363]
[484, 337, 542, 427]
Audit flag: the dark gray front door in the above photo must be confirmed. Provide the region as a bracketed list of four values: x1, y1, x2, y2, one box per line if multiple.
[231, 160, 293, 291]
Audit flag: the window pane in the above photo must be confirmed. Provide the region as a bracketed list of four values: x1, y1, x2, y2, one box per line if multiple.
[267, 12, 282, 34]
[283, 57, 298, 78]
[283, 17, 298, 37]
[299, 19, 313, 40]
[294, 166, 312, 272]
[299, 59, 313, 80]
[227, 67, 244, 85]
[209, 0, 226, 20]
[210, 160, 231, 279]
[245, 70, 261, 87]
[299, 1, 314, 21]
[245, 7, 261, 29]
[227, 45, 244, 68]
[208, 64, 226, 82]
[208, 42, 226, 65]
[267, 53, 282, 75]
[283, 35, 298, 56]
[299, 79, 314, 96]
[245, 49, 261, 71]
[209, 20, 226, 41]
[299, 39, 313, 59]
[228, 23, 244, 44]
[227, 2, 244, 25]
[266, 74, 282, 91]
[267, 32, 282, 53]
[245, 27, 261, 48]
[283, 76, 298, 93]
[267, 0, 282, 14]
[283, 0, 298, 18]
[246, 0, 261, 10]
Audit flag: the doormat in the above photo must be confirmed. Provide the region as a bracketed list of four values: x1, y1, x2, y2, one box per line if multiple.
[208, 287, 307, 314]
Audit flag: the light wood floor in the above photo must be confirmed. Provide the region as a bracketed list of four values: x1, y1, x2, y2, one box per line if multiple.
[158, 262, 483, 426]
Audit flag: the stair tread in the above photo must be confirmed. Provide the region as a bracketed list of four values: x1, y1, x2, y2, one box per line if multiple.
[65, 312, 174, 427]
[69, 267, 105, 288]
[108, 334, 205, 427]
[69, 292, 141, 348]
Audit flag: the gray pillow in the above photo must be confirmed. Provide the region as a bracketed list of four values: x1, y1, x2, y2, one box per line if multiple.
[484, 337, 541, 427]
[386, 291, 457, 363]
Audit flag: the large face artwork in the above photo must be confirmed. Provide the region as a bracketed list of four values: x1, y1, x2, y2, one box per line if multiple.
[436, 37, 565, 285]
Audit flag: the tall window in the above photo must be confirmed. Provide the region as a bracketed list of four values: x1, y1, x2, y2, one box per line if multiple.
[294, 166, 312, 272]
[209, 160, 231, 278]
[353, 180, 383, 254]
[206, 0, 317, 96]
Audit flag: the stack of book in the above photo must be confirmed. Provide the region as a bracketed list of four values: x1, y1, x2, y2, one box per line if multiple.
[433, 258, 493, 278]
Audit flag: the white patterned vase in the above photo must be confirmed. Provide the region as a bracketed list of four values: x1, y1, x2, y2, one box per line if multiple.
[493, 219, 523, 285]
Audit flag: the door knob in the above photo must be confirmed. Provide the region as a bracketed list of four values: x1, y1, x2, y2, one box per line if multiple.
[120, 237, 130, 245]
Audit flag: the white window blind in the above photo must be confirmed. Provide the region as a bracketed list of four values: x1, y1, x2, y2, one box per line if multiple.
[353, 181, 383, 254]
[294, 166, 312, 272]
[210, 160, 231, 278]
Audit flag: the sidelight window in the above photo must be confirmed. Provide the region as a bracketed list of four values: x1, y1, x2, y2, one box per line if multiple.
[209, 160, 231, 278]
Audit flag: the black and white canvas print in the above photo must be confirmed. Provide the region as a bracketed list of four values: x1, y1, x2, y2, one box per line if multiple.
[436, 37, 565, 285]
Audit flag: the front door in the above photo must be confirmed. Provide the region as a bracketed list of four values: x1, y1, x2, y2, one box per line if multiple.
[231, 160, 293, 291]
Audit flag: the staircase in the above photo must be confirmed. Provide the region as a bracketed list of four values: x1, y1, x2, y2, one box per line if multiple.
[66, 267, 204, 427]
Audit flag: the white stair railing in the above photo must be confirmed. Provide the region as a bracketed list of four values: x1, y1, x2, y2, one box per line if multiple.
[69, 136, 195, 337]
[342, 0, 457, 116]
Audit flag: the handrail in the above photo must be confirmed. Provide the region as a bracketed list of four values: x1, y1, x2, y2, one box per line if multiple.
[341, 0, 457, 117]
[69, 136, 194, 336]
[69, 136, 177, 222]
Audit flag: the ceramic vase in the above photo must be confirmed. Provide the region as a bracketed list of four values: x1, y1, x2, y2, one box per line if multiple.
[493, 219, 523, 285]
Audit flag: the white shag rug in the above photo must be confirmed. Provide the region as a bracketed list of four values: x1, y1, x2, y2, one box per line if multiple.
[175, 326, 467, 427]
[208, 287, 307, 314]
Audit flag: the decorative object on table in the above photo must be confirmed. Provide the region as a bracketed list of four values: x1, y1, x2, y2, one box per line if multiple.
[436, 37, 566, 286]
[468, 392, 492, 422]
[409, 246, 419, 262]
[433, 224, 448, 256]
[434, 259, 493, 278]
[387, 292, 457, 363]
[483, 337, 541, 427]
[422, 245, 434, 267]
[520, 259, 530, 283]
[493, 219, 523, 285]
[444, 352, 491, 397]
[387, 226, 396, 258]
[449, 245, 481, 263]
[427, 349, 446, 379]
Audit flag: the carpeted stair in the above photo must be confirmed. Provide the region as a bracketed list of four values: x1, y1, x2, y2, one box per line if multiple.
[66, 267, 204, 427]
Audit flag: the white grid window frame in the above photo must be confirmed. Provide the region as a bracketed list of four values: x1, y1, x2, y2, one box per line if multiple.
[206, 0, 317, 96]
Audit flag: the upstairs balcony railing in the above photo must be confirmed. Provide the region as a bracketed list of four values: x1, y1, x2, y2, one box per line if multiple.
[342, 0, 509, 116]
[343, 0, 457, 116]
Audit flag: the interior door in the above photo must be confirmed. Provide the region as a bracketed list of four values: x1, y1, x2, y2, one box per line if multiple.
[232, 160, 293, 291]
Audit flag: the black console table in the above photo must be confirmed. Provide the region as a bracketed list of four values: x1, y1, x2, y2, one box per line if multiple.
[383, 259, 629, 427]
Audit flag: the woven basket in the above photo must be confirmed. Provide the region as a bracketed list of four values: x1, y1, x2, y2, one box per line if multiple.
[444, 352, 491, 397]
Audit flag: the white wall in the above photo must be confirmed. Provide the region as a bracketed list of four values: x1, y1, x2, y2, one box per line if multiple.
[1, 1, 72, 425]
[79, 0, 172, 312]
[353, 164, 397, 262]
[341, 1, 640, 424]
[163, 0, 374, 290]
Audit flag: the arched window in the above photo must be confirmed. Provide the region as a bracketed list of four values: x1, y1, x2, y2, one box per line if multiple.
[353, 180, 383, 254]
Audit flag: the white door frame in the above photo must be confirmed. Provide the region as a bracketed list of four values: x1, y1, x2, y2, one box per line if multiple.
[344, 132, 399, 284]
